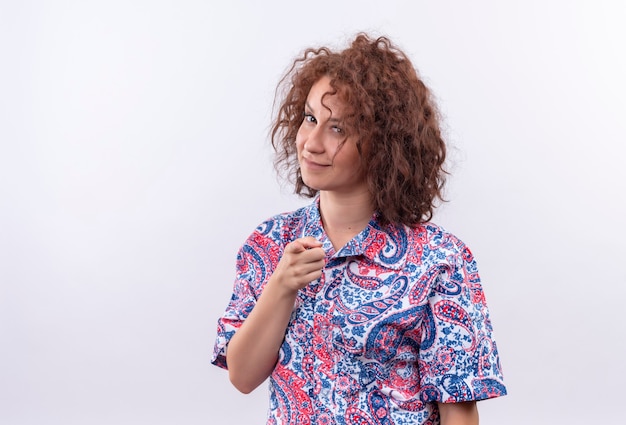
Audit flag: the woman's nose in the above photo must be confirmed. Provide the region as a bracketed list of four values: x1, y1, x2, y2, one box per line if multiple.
[303, 126, 324, 153]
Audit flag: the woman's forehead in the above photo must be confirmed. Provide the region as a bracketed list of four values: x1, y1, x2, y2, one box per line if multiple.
[306, 77, 352, 117]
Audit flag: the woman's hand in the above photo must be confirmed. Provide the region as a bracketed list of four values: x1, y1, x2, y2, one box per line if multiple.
[271, 236, 326, 292]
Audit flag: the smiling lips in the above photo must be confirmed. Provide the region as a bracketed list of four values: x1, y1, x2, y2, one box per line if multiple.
[301, 157, 330, 169]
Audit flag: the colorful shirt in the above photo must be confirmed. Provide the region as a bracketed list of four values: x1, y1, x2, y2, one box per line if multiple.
[212, 199, 507, 424]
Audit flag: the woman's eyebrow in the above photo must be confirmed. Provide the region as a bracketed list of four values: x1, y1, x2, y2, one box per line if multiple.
[305, 101, 343, 122]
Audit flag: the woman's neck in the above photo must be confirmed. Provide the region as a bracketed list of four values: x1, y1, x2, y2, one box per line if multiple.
[319, 189, 374, 251]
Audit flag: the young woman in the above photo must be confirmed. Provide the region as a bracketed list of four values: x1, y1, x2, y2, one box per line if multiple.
[212, 33, 507, 425]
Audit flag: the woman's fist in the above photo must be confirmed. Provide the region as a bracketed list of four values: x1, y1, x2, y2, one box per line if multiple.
[272, 237, 325, 292]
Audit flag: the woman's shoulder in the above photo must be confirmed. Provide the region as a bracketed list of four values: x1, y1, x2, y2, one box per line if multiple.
[248, 203, 315, 246]
[409, 221, 471, 257]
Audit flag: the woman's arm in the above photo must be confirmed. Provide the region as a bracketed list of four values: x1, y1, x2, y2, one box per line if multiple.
[226, 237, 325, 394]
[438, 401, 479, 425]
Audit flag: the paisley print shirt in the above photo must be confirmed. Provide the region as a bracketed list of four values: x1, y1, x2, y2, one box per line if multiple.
[212, 199, 507, 424]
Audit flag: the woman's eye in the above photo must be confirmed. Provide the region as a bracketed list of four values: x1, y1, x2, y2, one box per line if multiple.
[331, 126, 343, 134]
[303, 113, 316, 123]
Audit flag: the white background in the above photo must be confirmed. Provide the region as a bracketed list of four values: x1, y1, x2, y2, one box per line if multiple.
[1, 1, 625, 424]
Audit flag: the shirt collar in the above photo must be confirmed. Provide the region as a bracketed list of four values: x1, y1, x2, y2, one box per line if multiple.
[301, 197, 409, 271]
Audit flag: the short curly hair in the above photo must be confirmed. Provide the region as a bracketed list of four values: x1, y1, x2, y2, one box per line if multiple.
[271, 33, 447, 227]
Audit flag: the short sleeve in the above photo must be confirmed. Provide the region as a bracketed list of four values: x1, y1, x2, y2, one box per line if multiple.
[210, 231, 282, 369]
[417, 243, 507, 403]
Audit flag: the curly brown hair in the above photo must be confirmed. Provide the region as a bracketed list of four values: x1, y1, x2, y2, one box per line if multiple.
[271, 33, 447, 227]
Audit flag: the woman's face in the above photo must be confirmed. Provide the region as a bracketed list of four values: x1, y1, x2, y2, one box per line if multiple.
[296, 76, 366, 195]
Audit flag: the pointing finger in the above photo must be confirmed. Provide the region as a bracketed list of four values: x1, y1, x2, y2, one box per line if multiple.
[299, 236, 323, 249]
